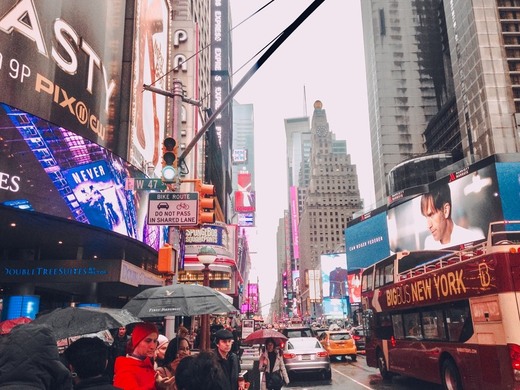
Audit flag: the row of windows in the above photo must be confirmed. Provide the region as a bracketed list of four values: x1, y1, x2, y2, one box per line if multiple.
[373, 300, 473, 343]
[309, 236, 344, 242]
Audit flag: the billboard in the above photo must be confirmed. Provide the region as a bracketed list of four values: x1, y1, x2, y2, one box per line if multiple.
[235, 172, 255, 212]
[495, 161, 520, 221]
[345, 156, 519, 271]
[320, 253, 348, 316]
[0, 103, 163, 250]
[128, 0, 171, 177]
[345, 207, 390, 270]
[290, 186, 300, 259]
[387, 163, 502, 252]
[182, 223, 237, 267]
[0, 0, 126, 152]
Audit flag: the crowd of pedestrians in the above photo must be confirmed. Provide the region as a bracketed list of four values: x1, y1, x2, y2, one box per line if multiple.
[0, 321, 250, 390]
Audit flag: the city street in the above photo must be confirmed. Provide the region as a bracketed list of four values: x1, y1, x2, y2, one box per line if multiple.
[284, 355, 443, 390]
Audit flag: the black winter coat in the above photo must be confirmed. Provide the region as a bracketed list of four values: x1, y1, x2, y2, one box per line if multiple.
[214, 349, 241, 390]
[0, 323, 73, 389]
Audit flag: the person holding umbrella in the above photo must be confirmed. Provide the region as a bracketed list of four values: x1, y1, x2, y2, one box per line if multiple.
[113, 322, 160, 390]
[258, 338, 289, 390]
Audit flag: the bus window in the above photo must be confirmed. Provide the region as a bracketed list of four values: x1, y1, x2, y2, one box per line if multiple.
[361, 267, 373, 292]
[384, 263, 394, 284]
[375, 313, 393, 339]
[445, 301, 473, 342]
[422, 309, 446, 340]
[403, 312, 422, 338]
[374, 266, 383, 288]
[375, 263, 394, 288]
[391, 314, 405, 339]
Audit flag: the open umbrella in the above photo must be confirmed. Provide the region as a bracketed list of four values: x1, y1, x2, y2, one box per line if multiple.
[123, 284, 238, 318]
[0, 317, 32, 335]
[31, 307, 142, 340]
[242, 328, 288, 346]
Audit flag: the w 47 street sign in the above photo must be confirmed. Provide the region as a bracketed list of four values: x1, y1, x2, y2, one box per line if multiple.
[147, 192, 198, 226]
[125, 178, 166, 191]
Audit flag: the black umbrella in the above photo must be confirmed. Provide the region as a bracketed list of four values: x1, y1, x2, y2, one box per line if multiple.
[123, 284, 238, 318]
[31, 307, 142, 340]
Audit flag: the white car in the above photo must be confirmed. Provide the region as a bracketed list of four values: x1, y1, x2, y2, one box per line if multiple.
[282, 337, 331, 381]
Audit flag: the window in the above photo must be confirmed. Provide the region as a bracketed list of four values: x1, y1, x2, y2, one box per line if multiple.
[392, 314, 405, 339]
[422, 309, 446, 340]
[403, 312, 422, 338]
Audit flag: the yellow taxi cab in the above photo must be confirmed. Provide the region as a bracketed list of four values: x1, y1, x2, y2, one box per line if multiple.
[318, 330, 357, 361]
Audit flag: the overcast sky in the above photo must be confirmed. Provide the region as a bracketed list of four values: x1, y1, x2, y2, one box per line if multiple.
[228, 0, 374, 317]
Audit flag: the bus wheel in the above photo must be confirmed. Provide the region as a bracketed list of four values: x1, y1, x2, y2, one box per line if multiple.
[377, 350, 392, 380]
[441, 359, 462, 390]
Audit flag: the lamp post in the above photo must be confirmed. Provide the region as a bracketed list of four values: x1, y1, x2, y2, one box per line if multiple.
[197, 246, 217, 351]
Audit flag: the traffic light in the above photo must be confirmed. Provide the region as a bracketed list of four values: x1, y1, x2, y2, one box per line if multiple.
[196, 180, 216, 224]
[161, 137, 178, 183]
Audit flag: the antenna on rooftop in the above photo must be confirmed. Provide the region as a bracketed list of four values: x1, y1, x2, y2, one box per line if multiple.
[303, 85, 308, 117]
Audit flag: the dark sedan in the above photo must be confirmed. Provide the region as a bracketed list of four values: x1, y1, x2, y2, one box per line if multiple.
[351, 326, 366, 353]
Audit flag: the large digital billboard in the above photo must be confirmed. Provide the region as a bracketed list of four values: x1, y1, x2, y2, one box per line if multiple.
[495, 161, 520, 221]
[0, 0, 126, 152]
[346, 155, 519, 271]
[128, 0, 171, 177]
[0, 103, 164, 250]
[345, 207, 390, 270]
[387, 162, 503, 252]
[320, 253, 349, 318]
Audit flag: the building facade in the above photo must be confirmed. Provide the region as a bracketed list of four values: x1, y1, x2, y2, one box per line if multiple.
[362, 0, 520, 203]
[297, 101, 363, 320]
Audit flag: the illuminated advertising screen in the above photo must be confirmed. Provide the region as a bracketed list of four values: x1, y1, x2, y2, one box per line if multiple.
[387, 163, 503, 252]
[320, 253, 349, 317]
[345, 208, 390, 270]
[496, 161, 520, 221]
[0, 0, 126, 152]
[292, 270, 300, 317]
[347, 271, 361, 304]
[129, 0, 171, 177]
[0, 103, 163, 250]
[1, 295, 40, 321]
[290, 186, 300, 259]
[235, 172, 255, 212]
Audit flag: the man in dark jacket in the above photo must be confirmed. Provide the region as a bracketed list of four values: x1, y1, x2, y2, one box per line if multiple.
[0, 322, 72, 389]
[64, 336, 121, 389]
[213, 329, 242, 390]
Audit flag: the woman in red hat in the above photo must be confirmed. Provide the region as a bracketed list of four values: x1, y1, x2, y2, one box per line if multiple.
[113, 322, 161, 390]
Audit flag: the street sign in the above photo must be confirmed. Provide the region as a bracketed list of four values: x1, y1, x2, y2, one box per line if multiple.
[148, 192, 199, 226]
[125, 178, 167, 191]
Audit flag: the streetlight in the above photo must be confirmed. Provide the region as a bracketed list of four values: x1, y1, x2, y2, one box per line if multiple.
[197, 245, 217, 351]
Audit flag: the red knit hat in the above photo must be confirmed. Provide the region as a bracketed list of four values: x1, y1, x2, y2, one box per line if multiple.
[131, 322, 158, 350]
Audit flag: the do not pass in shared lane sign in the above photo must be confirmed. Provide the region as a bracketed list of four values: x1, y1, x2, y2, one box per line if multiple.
[147, 192, 199, 226]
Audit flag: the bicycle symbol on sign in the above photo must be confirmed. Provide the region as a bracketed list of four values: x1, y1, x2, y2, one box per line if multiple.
[176, 202, 189, 210]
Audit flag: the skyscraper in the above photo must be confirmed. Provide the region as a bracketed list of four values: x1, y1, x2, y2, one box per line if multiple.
[362, 0, 520, 202]
[297, 101, 363, 318]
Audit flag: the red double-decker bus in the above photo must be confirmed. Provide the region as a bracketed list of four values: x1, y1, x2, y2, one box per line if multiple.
[361, 221, 520, 390]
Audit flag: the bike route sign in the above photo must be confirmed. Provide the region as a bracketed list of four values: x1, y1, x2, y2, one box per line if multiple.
[147, 192, 198, 226]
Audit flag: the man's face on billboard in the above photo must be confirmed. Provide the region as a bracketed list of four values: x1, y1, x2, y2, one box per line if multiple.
[422, 198, 450, 243]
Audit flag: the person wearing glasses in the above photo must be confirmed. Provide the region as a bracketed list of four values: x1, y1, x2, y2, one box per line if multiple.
[156, 337, 191, 389]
